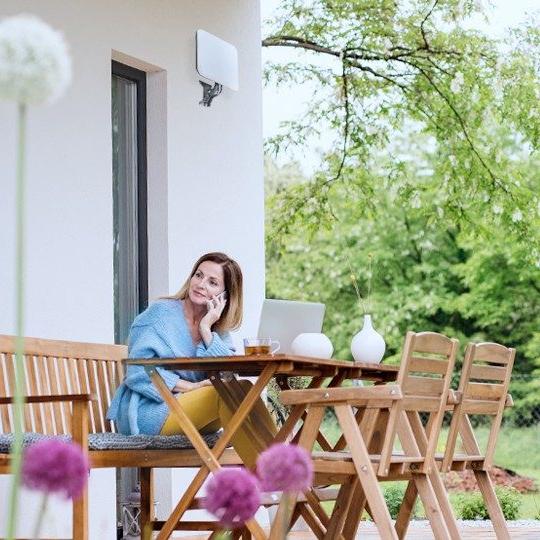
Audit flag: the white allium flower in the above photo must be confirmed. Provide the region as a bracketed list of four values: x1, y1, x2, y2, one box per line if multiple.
[511, 209, 523, 223]
[0, 14, 71, 104]
[492, 204, 503, 215]
[450, 72, 464, 93]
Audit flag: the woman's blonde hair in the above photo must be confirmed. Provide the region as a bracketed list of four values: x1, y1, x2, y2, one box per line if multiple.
[165, 252, 243, 333]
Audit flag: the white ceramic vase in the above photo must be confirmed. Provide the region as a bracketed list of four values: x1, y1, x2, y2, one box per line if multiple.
[291, 332, 334, 359]
[351, 314, 386, 364]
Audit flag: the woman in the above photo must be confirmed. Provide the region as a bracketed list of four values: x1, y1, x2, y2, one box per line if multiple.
[107, 252, 276, 467]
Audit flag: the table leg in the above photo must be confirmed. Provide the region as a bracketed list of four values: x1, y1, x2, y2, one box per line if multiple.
[212, 374, 276, 450]
[149, 365, 277, 540]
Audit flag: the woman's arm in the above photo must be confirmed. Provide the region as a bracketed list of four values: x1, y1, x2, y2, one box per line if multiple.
[195, 331, 236, 357]
[124, 325, 180, 401]
[173, 378, 213, 393]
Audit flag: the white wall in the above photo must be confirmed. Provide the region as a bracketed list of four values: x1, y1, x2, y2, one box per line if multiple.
[0, 1, 264, 537]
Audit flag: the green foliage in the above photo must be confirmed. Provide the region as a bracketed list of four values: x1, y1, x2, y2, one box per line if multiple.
[383, 484, 416, 520]
[265, 154, 540, 420]
[264, 1, 540, 422]
[456, 487, 521, 520]
[263, 1, 540, 244]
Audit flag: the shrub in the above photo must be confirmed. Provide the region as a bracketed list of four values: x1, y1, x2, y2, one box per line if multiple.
[383, 484, 416, 520]
[496, 487, 521, 520]
[456, 487, 521, 520]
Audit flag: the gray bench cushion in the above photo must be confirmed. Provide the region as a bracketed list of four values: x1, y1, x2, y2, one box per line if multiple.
[0, 431, 221, 452]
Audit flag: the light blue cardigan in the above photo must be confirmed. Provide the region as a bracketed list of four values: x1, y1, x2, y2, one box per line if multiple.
[106, 299, 235, 435]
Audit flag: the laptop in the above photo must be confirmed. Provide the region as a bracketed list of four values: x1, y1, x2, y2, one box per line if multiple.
[257, 299, 326, 354]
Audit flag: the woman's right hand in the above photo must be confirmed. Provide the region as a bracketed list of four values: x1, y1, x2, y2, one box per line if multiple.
[173, 378, 213, 393]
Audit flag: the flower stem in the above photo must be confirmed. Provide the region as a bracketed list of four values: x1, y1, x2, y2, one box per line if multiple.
[32, 494, 49, 539]
[7, 102, 27, 540]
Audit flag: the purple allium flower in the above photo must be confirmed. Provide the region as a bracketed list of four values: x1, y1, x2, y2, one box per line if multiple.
[256, 443, 313, 492]
[22, 440, 89, 500]
[203, 468, 261, 529]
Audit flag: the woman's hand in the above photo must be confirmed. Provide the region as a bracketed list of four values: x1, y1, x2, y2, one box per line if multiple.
[199, 292, 227, 346]
[173, 378, 213, 393]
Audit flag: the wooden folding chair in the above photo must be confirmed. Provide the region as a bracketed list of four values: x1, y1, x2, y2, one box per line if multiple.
[278, 331, 461, 540]
[395, 341, 516, 540]
[443, 342, 516, 539]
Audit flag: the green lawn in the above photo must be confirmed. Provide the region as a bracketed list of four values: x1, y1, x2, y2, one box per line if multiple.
[317, 418, 540, 519]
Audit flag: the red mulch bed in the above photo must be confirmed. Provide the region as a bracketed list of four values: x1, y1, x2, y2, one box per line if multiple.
[443, 466, 537, 493]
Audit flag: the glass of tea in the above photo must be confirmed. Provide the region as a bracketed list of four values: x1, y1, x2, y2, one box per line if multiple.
[243, 337, 280, 355]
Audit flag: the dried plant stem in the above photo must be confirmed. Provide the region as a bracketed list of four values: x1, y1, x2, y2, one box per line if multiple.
[366, 254, 373, 314]
[344, 251, 367, 314]
[7, 103, 27, 540]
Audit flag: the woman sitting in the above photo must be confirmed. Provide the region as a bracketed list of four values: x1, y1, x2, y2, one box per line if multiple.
[107, 251, 276, 467]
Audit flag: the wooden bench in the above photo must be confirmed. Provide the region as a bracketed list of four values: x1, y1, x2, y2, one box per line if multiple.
[0, 335, 242, 540]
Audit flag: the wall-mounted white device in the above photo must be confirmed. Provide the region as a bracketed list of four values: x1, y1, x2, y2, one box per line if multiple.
[196, 29, 239, 107]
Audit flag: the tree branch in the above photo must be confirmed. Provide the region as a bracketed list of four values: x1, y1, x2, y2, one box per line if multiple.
[420, 0, 440, 50]
[396, 56, 509, 194]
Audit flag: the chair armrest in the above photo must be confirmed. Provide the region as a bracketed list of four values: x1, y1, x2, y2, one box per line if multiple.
[279, 384, 402, 406]
[0, 393, 95, 405]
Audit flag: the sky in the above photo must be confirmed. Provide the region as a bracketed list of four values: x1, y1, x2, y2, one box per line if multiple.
[260, 0, 540, 173]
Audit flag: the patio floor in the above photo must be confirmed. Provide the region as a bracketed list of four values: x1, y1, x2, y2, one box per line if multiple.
[177, 521, 540, 539]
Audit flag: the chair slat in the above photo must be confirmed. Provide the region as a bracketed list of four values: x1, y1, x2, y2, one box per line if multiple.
[472, 343, 513, 364]
[0, 354, 12, 432]
[412, 332, 454, 355]
[36, 355, 55, 434]
[97, 361, 112, 433]
[22, 356, 34, 431]
[67, 357, 81, 393]
[56, 357, 73, 435]
[464, 382, 505, 401]
[461, 400, 501, 415]
[105, 361, 118, 432]
[401, 396, 442, 412]
[26, 355, 44, 431]
[76, 358, 95, 433]
[86, 360, 105, 433]
[469, 364, 507, 382]
[3, 353, 32, 431]
[409, 357, 448, 375]
[4, 352, 15, 396]
[46, 356, 64, 434]
[402, 376, 445, 396]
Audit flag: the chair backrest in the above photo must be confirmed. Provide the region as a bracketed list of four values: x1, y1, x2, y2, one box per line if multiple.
[442, 341, 515, 471]
[379, 331, 459, 475]
[0, 335, 127, 436]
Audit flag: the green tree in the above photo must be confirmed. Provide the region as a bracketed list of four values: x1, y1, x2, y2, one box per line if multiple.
[262, 0, 540, 248]
[265, 141, 540, 421]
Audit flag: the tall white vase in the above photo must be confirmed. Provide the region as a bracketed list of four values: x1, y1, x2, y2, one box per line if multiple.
[351, 314, 386, 364]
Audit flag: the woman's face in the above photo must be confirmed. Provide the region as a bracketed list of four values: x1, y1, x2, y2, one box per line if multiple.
[188, 260, 225, 305]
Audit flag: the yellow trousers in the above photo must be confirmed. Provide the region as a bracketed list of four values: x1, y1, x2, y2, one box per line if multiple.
[160, 381, 277, 468]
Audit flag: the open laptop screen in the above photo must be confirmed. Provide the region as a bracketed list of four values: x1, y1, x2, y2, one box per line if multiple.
[257, 299, 326, 354]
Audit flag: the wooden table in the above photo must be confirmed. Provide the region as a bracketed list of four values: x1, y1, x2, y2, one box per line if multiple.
[125, 354, 399, 539]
